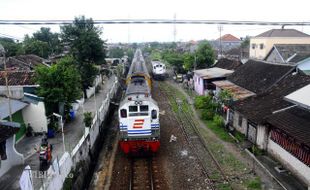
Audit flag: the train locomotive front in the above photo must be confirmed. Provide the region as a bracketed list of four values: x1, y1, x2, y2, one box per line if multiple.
[118, 49, 160, 154]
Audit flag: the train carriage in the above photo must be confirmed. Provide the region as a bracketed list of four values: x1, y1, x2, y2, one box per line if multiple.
[119, 49, 160, 154]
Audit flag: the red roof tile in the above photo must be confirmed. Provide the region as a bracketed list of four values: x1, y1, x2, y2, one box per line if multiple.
[0, 71, 36, 86]
[217, 34, 241, 42]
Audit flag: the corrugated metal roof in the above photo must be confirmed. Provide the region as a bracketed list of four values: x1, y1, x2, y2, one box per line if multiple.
[0, 97, 28, 119]
[213, 80, 255, 100]
[284, 84, 310, 110]
[194, 67, 234, 79]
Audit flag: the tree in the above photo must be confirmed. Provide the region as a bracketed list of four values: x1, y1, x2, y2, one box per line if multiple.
[195, 40, 215, 69]
[33, 27, 63, 55]
[108, 47, 124, 58]
[183, 52, 195, 71]
[61, 16, 106, 94]
[0, 38, 23, 57]
[23, 35, 49, 58]
[61, 16, 106, 64]
[162, 50, 184, 73]
[35, 56, 82, 115]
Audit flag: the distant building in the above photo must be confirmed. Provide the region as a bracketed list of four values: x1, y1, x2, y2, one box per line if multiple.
[250, 29, 310, 60]
[264, 44, 310, 74]
[215, 34, 242, 53]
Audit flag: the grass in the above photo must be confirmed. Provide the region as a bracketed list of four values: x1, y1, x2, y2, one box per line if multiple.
[234, 131, 246, 143]
[246, 177, 262, 189]
[204, 120, 234, 143]
[160, 82, 263, 189]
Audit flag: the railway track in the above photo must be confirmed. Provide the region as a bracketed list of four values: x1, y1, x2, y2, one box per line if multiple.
[158, 81, 232, 190]
[129, 156, 157, 190]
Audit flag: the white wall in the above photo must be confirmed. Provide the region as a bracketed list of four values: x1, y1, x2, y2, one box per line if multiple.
[0, 86, 24, 99]
[268, 139, 310, 186]
[22, 102, 48, 133]
[256, 125, 268, 150]
[233, 111, 247, 134]
[0, 136, 24, 177]
[86, 75, 102, 98]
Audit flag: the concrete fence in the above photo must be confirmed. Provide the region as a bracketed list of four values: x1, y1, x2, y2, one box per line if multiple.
[39, 77, 119, 190]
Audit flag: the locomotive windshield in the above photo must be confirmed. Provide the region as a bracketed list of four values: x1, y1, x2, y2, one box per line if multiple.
[128, 105, 149, 116]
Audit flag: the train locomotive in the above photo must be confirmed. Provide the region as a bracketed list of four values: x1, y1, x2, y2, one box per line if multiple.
[151, 60, 166, 80]
[118, 49, 160, 154]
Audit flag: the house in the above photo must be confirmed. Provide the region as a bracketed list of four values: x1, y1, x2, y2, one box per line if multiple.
[0, 71, 37, 99]
[212, 59, 293, 124]
[193, 67, 234, 95]
[0, 71, 48, 140]
[250, 29, 310, 60]
[215, 34, 242, 52]
[231, 72, 310, 150]
[0, 121, 24, 177]
[264, 44, 310, 74]
[213, 58, 242, 71]
[0, 54, 50, 71]
[265, 85, 310, 186]
[227, 60, 294, 94]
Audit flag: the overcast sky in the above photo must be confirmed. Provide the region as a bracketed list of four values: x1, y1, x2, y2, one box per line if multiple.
[1, 0, 310, 42]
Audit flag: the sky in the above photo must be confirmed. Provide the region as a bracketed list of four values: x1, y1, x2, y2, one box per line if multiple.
[1, 0, 310, 43]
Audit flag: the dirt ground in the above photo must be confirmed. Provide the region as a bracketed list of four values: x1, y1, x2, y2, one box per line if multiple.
[167, 80, 283, 190]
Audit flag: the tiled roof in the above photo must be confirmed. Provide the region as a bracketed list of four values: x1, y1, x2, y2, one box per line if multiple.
[228, 60, 294, 94]
[266, 106, 310, 147]
[213, 58, 242, 70]
[0, 121, 20, 143]
[275, 44, 310, 63]
[217, 34, 241, 42]
[0, 54, 49, 71]
[233, 72, 310, 124]
[0, 71, 36, 86]
[255, 29, 310, 38]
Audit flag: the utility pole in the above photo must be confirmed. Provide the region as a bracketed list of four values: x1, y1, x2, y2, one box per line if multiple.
[218, 25, 223, 57]
[173, 13, 177, 42]
[0, 44, 13, 122]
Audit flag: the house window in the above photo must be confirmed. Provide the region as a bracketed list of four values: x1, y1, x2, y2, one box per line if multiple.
[238, 115, 242, 126]
[251, 43, 256, 49]
[259, 43, 264, 49]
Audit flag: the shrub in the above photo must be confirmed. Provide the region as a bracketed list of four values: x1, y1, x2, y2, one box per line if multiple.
[213, 114, 224, 128]
[201, 109, 214, 120]
[83, 112, 93, 128]
[194, 95, 214, 109]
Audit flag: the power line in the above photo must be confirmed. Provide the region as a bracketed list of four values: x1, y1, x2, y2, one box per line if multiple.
[0, 19, 310, 26]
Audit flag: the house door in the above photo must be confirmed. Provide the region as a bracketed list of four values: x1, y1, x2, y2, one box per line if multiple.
[247, 122, 257, 144]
